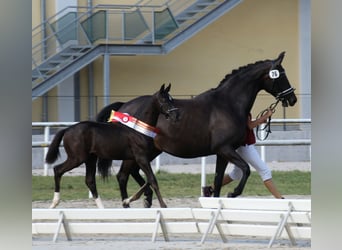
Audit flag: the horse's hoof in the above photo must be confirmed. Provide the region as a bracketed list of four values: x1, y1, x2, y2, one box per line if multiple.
[49, 200, 59, 209]
[143, 199, 152, 208]
[227, 192, 238, 198]
[122, 199, 130, 208]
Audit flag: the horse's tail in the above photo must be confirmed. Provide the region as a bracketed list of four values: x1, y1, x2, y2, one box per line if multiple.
[95, 102, 125, 122]
[45, 128, 67, 164]
[97, 159, 112, 181]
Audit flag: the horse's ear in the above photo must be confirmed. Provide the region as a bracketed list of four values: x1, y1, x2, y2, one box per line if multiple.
[273, 51, 286, 66]
[160, 84, 165, 92]
[165, 83, 171, 93]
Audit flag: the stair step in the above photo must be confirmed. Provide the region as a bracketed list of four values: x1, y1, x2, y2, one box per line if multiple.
[60, 52, 86, 57]
[32, 73, 43, 79]
[157, 25, 178, 32]
[69, 45, 93, 52]
[196, 2, 218, 8]
[70, 45, 93, 49]
[48, 60, 65, 65]
[49, 56, 74, 64]
[36, 67, 55, 73]
[183, 9, 209, 15]
[199, 0, 219, 3]
[32, 75, 44, 81]
[177, 16, 198, 22]
[32, 73, 48, 80]
[177, 1, 220, 22]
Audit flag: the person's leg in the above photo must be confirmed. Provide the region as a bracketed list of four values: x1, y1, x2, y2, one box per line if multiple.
[222, 174, 234, 185]
[237, 145, 283, 198]
[263, 179, 284, 199]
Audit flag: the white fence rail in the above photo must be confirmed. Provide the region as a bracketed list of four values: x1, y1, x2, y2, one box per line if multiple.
[32, 119, 311, 177]
[32, 198, 311, 247]
[196, 197, 311, 247]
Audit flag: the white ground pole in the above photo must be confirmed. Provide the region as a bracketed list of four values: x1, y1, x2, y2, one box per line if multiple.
[201, 157, 206, 196]
[43, 126, 50, 176]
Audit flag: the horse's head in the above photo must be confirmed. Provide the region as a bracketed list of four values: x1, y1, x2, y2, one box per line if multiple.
[155, 83, 179, 121]
[262, 52, 297, 107]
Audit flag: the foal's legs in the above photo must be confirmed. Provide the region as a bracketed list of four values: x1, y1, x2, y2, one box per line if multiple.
[117, 160, 153, 208]
[130, 164, 153, 208]
[116, 161, 133, 208]
[123, 158, 167, 208]
[85, 155, 104, 208]
[127, 152, 160, 207]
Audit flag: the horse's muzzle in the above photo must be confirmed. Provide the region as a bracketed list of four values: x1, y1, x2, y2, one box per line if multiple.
[282, 93, 297, 107]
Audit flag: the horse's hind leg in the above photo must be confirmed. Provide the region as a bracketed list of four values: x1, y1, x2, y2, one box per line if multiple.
[50, 158, 82, 208]
[228, 158, 250, 198]
[85, 155, 104, 208]
[219, 148, 250, 198]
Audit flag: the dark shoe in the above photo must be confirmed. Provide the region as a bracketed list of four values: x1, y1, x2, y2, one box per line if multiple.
[202, 186, 214, 197]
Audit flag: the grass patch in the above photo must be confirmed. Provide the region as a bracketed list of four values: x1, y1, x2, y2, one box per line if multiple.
[32, 171, 310, 201]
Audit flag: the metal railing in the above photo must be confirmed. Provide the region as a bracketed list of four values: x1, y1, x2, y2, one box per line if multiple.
[32, 1, 220, 81]
[32, 119, 311, 176]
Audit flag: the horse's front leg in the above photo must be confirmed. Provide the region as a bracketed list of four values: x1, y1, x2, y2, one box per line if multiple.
[117, 161, 133, 208]
[213, 155, 228, 197]
[122, 183, 150, 207]
[136, 158, 167, 208]
[117, 160, 152, 208]
[130, 163, 153, 208]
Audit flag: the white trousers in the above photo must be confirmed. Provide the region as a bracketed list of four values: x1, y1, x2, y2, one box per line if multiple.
[228, 144, 272, 181]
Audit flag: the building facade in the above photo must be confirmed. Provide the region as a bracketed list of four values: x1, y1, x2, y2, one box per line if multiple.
[32, 0, 311, 122]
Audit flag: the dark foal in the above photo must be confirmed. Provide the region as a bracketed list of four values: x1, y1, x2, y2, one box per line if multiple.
[45, 84, 178, 208]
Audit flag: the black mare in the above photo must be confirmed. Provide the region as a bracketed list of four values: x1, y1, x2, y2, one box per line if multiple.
[45, 84, 178, 208]
[96, 52, 297, 207]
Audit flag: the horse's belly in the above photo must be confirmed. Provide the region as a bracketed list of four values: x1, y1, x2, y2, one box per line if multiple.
[155, 137, 211, 158]
[93, 146, 130, 160]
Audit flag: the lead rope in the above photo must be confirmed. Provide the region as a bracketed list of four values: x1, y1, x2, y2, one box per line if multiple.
[256, 99, 280, 141]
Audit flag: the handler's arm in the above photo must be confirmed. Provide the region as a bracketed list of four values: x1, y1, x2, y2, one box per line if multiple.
[248, 109, 272, 129]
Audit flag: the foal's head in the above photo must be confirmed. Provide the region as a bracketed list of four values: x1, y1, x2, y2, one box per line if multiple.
[261, 52, 297, 107]
[155, 83, 179, 121]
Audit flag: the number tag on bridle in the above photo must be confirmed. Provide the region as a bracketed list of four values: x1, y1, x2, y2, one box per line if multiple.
[269, 70, 280, 79]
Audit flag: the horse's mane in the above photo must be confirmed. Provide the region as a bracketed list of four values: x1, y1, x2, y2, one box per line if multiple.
[216, 59, 270, 88]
